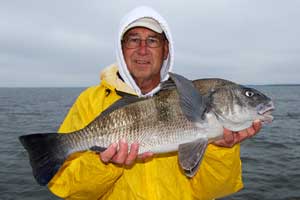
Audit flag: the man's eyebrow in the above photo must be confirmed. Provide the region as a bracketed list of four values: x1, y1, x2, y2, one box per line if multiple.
[148, 34, 161, 38]
[124, 32, 139, 38]
[124, 32, 162, 38]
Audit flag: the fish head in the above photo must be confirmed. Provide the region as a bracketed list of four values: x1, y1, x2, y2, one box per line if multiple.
[209, 84, 275, 131]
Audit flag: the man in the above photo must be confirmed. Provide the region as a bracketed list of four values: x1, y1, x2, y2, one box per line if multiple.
[48, 6, 261, 200]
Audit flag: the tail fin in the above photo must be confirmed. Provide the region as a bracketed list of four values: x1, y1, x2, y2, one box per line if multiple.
[19, 133, 68, 186]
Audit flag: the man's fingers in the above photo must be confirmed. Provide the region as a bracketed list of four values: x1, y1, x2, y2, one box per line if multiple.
[233, 129, 248, 143]
[212, 128, 235, 147]
[100, 140, 154, 165]
[124, 142, 139, 166]
[138, 152, 154, 161]
[253, 120, 262, 132]
[223, 128, 234, 143]
[235, 121, 262, 143]
[100, 143, 118, 163]
[111, 139, 129, 164]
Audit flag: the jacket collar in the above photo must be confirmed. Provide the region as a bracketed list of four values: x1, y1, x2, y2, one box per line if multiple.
[100, 64, 137, 95]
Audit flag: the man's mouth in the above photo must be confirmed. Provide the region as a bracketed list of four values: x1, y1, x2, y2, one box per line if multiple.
[135, 60, 150, 65]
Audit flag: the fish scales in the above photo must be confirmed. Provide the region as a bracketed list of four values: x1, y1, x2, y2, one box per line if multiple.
[123, 93, 195, 152]
[64, 88, 199, 154]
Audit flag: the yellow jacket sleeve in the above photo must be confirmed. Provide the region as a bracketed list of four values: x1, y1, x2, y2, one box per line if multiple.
[48, 84, 124, 199]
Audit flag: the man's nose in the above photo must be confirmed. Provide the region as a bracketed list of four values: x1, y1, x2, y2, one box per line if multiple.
[137, 40, 148, 55]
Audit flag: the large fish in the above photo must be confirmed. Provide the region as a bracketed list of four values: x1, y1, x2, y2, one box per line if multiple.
[19, 73, 274, 186]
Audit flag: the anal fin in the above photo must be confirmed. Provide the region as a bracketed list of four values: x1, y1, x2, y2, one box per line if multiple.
[178, 138, 208, 178]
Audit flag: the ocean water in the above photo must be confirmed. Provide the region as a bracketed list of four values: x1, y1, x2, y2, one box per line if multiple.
[0, 86, 299, 200]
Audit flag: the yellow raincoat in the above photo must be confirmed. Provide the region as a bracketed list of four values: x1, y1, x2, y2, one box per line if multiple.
[48, 64, 243, 200]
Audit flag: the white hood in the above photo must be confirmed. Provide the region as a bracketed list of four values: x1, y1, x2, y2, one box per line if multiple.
[116, 6, 174, 97]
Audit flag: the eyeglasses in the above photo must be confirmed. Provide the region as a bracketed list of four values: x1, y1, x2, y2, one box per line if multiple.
[122, 36, 164, 49]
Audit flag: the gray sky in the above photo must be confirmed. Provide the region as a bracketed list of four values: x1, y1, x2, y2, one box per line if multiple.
[1, 0, 299, 87]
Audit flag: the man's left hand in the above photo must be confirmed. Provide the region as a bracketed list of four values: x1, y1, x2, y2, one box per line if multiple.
[213, 120, 262, 147]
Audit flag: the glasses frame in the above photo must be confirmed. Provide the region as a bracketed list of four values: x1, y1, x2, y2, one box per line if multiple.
[122, 35, 166, 49]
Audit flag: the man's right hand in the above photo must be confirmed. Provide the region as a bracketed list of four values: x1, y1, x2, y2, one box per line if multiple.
[100, 139, 154, 166]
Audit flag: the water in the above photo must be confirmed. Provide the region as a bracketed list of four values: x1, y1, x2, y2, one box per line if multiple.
[0, 86, 299, 200]
[0, 88, 83, 200]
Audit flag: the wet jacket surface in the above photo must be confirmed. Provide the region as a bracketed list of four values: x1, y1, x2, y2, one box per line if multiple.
[48, 64, 243, 200]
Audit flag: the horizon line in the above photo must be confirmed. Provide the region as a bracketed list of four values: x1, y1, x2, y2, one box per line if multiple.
[0, 83, 300, 88]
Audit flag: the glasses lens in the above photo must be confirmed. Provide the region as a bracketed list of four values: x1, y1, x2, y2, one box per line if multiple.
[123, 36, 162, 49]
[125, 37, 140, 48]
[146, 37, 161, 48]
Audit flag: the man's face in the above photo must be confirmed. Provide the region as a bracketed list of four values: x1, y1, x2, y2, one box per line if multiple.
[122, 27, 169, 84]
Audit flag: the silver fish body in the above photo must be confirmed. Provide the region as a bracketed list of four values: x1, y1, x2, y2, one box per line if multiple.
[19, 73, 274, 185]
[70, 88, 208, 154]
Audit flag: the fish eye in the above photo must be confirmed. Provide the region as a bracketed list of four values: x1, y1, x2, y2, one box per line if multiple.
[245, 90, 255, 97]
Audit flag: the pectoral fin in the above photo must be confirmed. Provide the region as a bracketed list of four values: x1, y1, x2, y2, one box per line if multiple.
[178, 138, 208, 178]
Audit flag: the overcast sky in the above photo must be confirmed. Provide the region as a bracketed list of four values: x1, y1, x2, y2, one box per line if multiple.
[1, 0, 299, 87]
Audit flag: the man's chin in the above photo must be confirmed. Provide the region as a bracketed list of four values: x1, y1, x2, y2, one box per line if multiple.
[132, 72, 150, 80]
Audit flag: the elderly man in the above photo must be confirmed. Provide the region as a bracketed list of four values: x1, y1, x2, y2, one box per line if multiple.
[48, 6, 261, 200]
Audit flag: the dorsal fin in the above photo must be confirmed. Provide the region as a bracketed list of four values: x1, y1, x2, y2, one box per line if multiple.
[100, 90, 146, 117]
[169, 72, 208, 122]
[160, 78, 177, 91]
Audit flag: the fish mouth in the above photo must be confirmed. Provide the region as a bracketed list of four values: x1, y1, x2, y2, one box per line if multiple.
[257, 101, 275, 123]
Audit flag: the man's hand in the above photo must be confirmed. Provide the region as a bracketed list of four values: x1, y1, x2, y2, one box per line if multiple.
[213, 120, 262, 147]
[100, 139, 154, 166]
